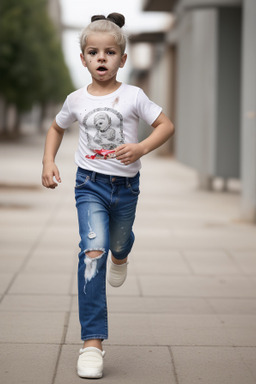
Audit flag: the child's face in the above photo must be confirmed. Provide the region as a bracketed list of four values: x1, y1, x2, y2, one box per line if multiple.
[95, 113, 110, 132]
[80, 33, 127, 83]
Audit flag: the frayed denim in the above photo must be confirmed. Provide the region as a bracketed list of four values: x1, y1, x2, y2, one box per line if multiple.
[75, 167, 140, 340]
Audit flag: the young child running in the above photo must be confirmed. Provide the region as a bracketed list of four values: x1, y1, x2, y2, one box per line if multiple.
[42, 12, 174, 379]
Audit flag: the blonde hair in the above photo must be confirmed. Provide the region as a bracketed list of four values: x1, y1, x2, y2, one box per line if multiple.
[80, 13, 127, 55]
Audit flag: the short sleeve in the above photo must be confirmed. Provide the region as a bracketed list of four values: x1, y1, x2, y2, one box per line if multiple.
[135, 89, 162, 126]
[55, 97, 77, 129]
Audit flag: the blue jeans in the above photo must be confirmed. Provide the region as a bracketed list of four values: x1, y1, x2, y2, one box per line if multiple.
[75, 167, 140, 341]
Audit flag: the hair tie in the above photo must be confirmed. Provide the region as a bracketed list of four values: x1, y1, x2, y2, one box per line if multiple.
[91, 15, 106, 23]
[106, 16, 115, 23]
[91, 13, 125, 28]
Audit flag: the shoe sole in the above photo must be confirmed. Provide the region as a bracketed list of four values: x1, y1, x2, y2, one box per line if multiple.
[107, 279, 126, 287]
[77, 369, 103, 379]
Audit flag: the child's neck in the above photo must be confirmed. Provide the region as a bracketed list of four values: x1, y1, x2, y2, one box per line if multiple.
[87, 79, 122, 96]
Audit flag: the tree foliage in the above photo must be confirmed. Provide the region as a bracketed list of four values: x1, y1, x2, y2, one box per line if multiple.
[0, 0, 74, 112]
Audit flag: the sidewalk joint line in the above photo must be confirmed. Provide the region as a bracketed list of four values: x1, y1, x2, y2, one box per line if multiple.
[168, 346, 180, 384]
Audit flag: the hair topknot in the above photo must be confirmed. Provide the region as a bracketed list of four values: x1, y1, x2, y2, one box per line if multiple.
[80, 12, 127, 55]
[91, 13, 125, 28]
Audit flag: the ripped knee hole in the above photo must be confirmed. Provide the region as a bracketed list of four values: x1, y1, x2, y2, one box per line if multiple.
[85, 250, 104, 259]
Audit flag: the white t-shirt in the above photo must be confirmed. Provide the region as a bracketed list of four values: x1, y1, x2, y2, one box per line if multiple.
[56, 83, 162, 177]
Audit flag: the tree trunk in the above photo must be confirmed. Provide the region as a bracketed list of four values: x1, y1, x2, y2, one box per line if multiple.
[13, 110, 21, 136]
[0, 98, 8, 135]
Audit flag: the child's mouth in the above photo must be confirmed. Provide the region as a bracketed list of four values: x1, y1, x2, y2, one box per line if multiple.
[97, 66, 107, 72]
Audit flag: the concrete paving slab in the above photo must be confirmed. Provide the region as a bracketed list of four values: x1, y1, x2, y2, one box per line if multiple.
[9, 273, 72, 294]
[1, 344, 59, 384]
[24, 251, 75, 273]
[0, 294, 71, 312]
[133, 231, 256, 250]
[0, 252, 28, 273]
[231, 250, 256, 274]
[133, 253, 191, 275]
[139, 275, 256, 298]
[217, 314, 256, 346]
[172, 346, 256, 384]
[0, 209, 50, 226]
[0, 224, 43, 243]
[225, 327, 256, 347]
[208, 298, 256, 314]
[27, 248, 77, 262]
[71, 295, 78, 312]
[70, 275, 141, 296]
[107, 313, 232, 347]
[71, 295, 215, 318]
[150, 314, 231, 346]
[0, 233, 40, 249]
[107, 297, 214, 315]
[31, 247, 78, 258]
[218, 314, 256, 327]
[107, 313, 157, 346]
[0, 242, 31, 255]
[1, 133, 256, 384]
[236, 347, 256, 378]
[39, 228, 78, 247]
[64, 311, 80, 344]
[65, 312, 155, 346]
[71, 276, 78, 296]
[248, 276, 256, 286]
[183, 250, 241, 275]
[51, 212, 79, 227]
[0, 273, 14, 294]
[0, 191, 43, 207]
[34, 243, 77, 253]
[0, 312, 66, 343]
[54, 345, 176, 384]
[107, 276, 141, 297]
[134, 226, 171, 239]
[131, 249, 181, 259]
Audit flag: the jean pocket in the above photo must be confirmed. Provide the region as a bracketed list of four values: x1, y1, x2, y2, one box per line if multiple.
[75, 174, 90, 189]
[127, 181, 140, 196]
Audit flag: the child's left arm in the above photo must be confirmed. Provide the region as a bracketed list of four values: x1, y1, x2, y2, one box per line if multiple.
[115, 112, 174, 165]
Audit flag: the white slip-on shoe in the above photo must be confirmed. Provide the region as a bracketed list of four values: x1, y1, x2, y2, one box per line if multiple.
[77, 347, 105, 379]
[107, 257, 128, 287]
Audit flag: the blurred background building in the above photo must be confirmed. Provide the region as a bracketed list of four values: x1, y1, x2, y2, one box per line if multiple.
[129, 0, 256, 223]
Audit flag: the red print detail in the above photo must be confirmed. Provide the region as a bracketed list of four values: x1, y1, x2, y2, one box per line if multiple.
[86, 149, 116, 160]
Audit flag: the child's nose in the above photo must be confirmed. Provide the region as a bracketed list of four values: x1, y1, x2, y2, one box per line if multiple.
[98, 52, 106, 62]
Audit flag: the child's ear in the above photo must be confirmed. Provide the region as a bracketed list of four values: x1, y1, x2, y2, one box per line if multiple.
[119, 53, 127, 68]
[80, 53, 87, 68]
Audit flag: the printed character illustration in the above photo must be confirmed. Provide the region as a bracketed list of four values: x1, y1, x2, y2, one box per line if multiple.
[93, 112, 116, 149]
[83, 107, 125, 159]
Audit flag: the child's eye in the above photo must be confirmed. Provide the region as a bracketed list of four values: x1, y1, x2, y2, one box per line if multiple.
[89, 51, 97, 56]
[107, 51, 116, 55]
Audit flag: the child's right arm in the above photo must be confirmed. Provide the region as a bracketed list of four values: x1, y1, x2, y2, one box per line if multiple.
[42, 120, 65, 189]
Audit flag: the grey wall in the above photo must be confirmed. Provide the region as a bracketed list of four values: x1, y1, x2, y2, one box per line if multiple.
[175, 6, 242, 180]
[241, 0, 256, 221]
[215, 7, 241, 178]
[176, 9, 218, 175]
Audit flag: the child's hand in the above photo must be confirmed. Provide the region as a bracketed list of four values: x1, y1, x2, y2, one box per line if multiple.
[115, 143, 144, 165]
[42, 162, 61, 189]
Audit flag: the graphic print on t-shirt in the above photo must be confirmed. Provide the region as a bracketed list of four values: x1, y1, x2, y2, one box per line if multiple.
[82, 108, 125, 154]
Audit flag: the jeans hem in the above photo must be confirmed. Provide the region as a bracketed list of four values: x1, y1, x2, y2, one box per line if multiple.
[81, 335, 108, 341]
[111, 251, 130, 260]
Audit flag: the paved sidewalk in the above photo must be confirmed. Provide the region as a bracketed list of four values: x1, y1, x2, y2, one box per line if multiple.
[1, 131, 256, 384]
